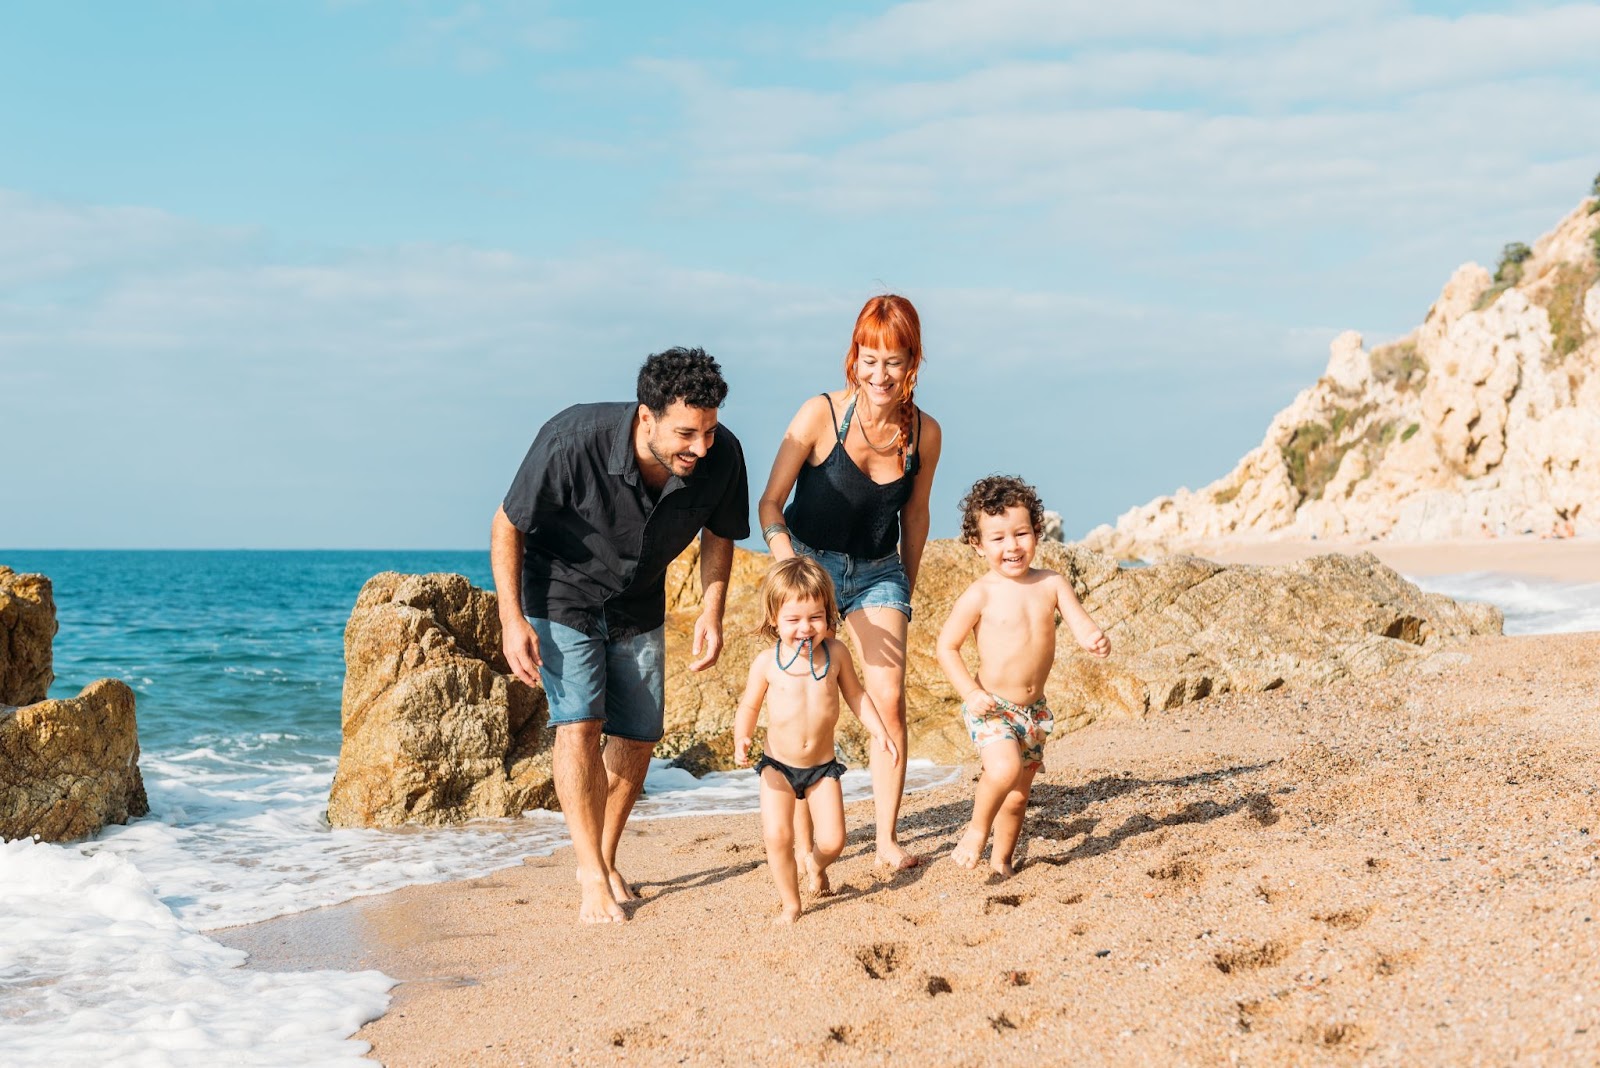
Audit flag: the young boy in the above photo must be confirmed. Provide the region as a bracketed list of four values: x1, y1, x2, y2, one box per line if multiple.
[936, 475, 1111, 878]
[735, 556, 899, 923]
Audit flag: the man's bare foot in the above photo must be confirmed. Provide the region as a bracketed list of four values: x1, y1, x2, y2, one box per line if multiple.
[608, 869, 639, 903]
[577, 873, 626, 924]
[873, 842, 921, 870]
[774, 904, 802, 925]
[950, 827, 986, 869]
[804, 852, 832, 896]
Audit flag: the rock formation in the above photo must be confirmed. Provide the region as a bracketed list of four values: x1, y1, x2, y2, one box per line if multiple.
[659, 541, 1501, 772]
[1086, 195, 1600, 558]
[1, 566, 149, 843]
[333, 541, 1499, 822]
[1, 565, 57, 707]
[327, 572, 551, 828]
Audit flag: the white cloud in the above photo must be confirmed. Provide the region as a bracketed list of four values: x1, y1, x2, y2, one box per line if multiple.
[821, 0, 1395, 61]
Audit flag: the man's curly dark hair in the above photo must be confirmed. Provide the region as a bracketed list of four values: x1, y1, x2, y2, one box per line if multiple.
[637, 347, 729, 414]
[959, 475, 1045, 543]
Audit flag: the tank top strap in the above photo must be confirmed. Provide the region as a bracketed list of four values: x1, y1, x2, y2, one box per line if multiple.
[836, 394, 857, 444]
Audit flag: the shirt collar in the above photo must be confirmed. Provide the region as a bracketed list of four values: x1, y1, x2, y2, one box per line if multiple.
[608, 403, 637, 480]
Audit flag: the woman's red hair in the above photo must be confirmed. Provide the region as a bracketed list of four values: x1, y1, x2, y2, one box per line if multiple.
[842, 294, 923, 457]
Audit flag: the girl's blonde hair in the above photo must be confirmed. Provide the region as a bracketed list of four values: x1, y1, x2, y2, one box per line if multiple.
[758, 556, 842, 641]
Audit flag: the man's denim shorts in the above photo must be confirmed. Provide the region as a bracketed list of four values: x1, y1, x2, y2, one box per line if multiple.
[526, 616, 666, 743]
[788, 534, 913, 620]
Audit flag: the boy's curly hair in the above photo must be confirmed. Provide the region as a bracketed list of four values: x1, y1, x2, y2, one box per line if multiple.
[958, 475, 1045, 543]
[636, 347, 729, 414]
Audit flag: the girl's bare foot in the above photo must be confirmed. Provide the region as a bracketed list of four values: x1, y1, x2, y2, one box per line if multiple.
[577, 872, 626, 924]
[774, 904, 802, 925]
[873, 842, 921, 870]
[804, 851, 833, 896]
[950, 827, 986, 869]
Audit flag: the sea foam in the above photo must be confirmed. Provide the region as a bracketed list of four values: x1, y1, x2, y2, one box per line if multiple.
[0, 838, 393, 1067]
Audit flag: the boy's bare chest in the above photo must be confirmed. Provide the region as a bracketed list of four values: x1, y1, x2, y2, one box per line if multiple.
[977, 587, 1057, 635]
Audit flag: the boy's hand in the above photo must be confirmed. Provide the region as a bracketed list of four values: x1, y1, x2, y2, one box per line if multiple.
[964, 688, 998, 715]
[734, 737, 751, 766]
[875, 731, 900, 767]
[1081, 630, 1111, 658]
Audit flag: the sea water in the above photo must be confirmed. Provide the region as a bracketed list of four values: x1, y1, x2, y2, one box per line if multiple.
[0, 551, 955, 1065]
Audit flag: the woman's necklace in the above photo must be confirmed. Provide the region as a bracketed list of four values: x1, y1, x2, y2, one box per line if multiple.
[852, 396, 902, 454]
[775, 637, 830, 680]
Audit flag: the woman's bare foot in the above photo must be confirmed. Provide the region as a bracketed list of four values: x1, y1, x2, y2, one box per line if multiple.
[873, 841, 921, 870]
[608, 869, 639, 903]
[577, 872, 626, 924]
[774, 904, 802, 925]
[804, 852, 833, 896]
[950, 827, 986, 870]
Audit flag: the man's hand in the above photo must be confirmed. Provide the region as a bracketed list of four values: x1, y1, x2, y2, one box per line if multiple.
[501, 615, 543, 687]
[688, 609, 724, 672]
[734, 736, 752, 766]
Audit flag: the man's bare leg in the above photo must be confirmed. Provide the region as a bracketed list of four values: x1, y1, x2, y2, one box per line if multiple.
[599, 735, 654, 902]
[553, 721, 625, 923]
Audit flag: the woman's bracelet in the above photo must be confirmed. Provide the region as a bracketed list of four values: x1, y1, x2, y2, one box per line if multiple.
[761, 522, 790, 544]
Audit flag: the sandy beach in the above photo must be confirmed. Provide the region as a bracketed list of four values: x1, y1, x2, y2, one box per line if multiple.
[219, 630, 1600, 1066]
[1176, 537, 1600, 584]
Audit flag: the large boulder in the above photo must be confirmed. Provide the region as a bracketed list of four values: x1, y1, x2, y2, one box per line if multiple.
[327, 572, 551, 828]
[0, 679, 149, 842]
[1, 566, 57, 707]
[658, 540, 1502, 770]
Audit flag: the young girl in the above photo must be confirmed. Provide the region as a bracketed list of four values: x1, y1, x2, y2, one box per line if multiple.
[734, 556, 900, 923]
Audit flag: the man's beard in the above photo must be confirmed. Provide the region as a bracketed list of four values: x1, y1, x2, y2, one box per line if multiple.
[646, 431, 695, 476]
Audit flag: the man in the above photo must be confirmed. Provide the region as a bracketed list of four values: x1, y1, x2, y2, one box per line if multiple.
[491, 347, 749, 924]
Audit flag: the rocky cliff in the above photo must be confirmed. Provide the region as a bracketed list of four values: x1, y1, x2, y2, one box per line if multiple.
[1086, 193, 1600, 558]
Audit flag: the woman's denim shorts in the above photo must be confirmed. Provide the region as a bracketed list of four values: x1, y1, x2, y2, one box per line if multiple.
[789, 534, 913, 620]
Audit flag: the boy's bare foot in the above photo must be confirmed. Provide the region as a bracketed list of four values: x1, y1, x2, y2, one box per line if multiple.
[990, 857, 1016, 879]
[577, 873, 626, 924]
[774, 904, 802, 925]
[950, 827, 986, 869]
[804, 852, 833, 896]
[873, 842, 921, 870]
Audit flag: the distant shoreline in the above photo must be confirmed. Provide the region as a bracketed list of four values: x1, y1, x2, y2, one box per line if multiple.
[1151, 537, 1600, 583]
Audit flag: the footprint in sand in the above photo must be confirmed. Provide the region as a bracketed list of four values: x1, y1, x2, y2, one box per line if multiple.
[1214, 938, 1293, 975]
[854, 942, 906, 980]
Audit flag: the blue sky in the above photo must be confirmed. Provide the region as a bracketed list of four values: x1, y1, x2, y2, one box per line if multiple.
[2, 1, 1598, 548]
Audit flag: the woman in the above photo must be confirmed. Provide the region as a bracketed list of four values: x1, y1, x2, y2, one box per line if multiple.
[758, 294, 941, 870]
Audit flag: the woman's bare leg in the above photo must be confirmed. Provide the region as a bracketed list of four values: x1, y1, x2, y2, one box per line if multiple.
[844, 606, 916, 869]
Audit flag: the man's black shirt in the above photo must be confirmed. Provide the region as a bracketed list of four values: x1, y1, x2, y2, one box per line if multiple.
[502, 401, 750, 638]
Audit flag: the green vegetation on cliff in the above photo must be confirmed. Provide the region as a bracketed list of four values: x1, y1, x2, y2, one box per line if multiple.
[1369, 339, 1426, 392]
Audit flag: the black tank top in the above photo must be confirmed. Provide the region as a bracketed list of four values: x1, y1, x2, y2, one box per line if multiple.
[783, 393, 922, 559]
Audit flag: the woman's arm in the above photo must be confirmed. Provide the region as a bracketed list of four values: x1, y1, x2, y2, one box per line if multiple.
[899, 412, 942, 591]
[757, 396, 827, 560]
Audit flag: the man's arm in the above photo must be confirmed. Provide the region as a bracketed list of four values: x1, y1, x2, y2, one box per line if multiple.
[491, 506, 542, 686]
[689, 529, 735, 671]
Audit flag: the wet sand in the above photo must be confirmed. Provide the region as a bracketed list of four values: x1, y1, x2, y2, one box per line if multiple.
[219, 632, 1600, 1066]
[1178, 537, 1600, 583]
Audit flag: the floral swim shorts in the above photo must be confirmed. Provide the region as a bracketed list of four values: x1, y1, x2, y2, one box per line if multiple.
[961, 694, 1055, 769]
